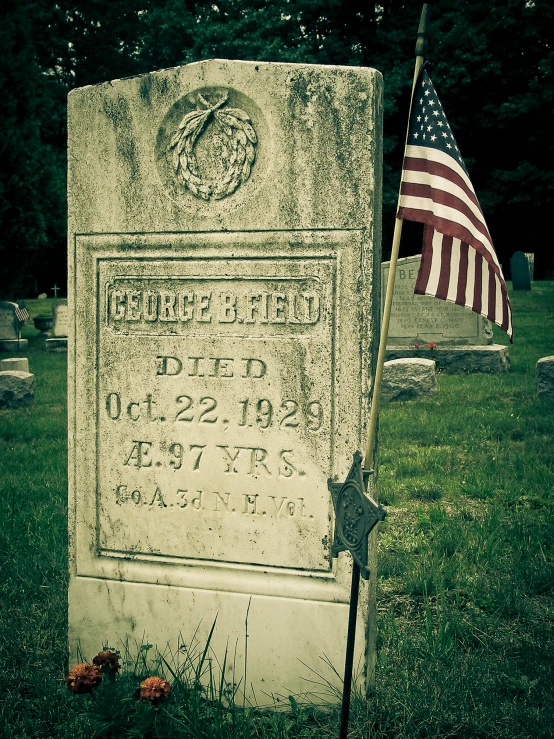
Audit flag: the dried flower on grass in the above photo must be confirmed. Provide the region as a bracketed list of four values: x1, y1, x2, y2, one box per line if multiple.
[65, 663, 102, 694]
[138, 676, 171, 704]
[93, 650, 121, 673]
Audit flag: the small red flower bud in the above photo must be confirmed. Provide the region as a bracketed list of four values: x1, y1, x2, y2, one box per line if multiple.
[93, 650, 121, 673]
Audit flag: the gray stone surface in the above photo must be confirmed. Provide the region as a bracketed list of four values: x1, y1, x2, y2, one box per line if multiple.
[382, 358, 437, 401]
[386, 344, 510, 373]
[0, 358, 29, 372]
[382, 255, 493, 346]
[537, 356, 554, 398]
[68, 59, 383, 703]
[0, 301, 19, 340]
[511, 251, 531, 290]
[0, 371, 34, 408]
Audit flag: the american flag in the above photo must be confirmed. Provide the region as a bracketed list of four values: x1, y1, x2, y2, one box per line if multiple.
[15, 302, 29, 323]
[397, 67, 513, 341]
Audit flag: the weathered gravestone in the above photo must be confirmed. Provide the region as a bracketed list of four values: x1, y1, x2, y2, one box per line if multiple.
[46, 300, 69, 351]
[0, 371, 34, 408]
[68, 60, 383, 704]
[537, 356, 554, 398]
[0, 302, 28, 351]
[383, 255, 510, 372]
[510, 251, 531, 290]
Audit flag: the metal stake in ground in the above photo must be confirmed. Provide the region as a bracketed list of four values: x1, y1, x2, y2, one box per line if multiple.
[328, 451, 386, 739]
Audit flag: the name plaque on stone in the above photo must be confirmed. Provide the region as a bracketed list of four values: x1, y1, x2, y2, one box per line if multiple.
[68, 60, 382, 703]
[383, 255, 492, 345]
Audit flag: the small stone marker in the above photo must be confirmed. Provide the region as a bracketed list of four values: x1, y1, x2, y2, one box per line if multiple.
[524, 253, 534, 282]
[68, 59, 383, 703]
[383, 255, 509, 372]
[0, 301, 28, 351]
[510, 251, 531, 290]
[0, 371, 34, 408]
[37, 293, 47, 300]
[0, 357, 29, 373]
[382, 358, 437, 402]
[46, 300, 69, 351]
[537, 356, 554, 398]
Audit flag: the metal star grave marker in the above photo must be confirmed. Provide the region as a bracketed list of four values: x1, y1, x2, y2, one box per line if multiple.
[327, 450, 386, 580]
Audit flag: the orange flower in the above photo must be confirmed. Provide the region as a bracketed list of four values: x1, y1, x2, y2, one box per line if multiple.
[93, 650, 121, 673]
[138, 676, 171, 704]
[414, 342, 420, 349]
[65, 663, 102, 694]
[427, 342, 437, 350]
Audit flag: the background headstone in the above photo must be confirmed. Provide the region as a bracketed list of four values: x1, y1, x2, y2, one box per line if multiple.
[0, 371, 34, 408]
[46, 300, 69, 351]
[382, 358, 437, 402]
[383, 256, 509, 372]
[510, 251, 531, 290]
[0, 301, 28, 351]
[537, 356, 554, 398]
[68, 59, 383, 703]
[0, 358, 29, 373]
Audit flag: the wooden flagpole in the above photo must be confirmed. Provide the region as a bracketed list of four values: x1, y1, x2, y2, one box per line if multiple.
[363, 4, 430, 473]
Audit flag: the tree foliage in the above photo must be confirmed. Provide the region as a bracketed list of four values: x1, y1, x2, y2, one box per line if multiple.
[1, 0, 552, 296]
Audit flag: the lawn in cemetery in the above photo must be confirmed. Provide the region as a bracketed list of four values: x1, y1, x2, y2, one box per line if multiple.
[1, 285, 553, 738]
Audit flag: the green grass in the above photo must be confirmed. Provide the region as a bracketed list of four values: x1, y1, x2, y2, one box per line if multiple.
[1, 287, 554, 738]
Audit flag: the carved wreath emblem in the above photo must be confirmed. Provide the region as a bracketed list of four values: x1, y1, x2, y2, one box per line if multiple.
[168, 92, 257, 201]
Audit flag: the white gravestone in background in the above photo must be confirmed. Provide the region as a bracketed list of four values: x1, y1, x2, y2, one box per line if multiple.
[383, 255, 492, 345]
[46, 300, 69, 351]
[0, 301, 28, 351]
[68, 60, 383, 703]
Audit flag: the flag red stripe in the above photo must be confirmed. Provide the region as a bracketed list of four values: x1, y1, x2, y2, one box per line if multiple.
[437, 235, 453, 300]
[414, 225, 434, 294]
[472, 255, 482, 315]
[488, 266, 496, 324]
[455, 242, 469, 306]
[397, 206, 503, 278]
[402, 156, 483, 212]
[399, 181, 492, 245]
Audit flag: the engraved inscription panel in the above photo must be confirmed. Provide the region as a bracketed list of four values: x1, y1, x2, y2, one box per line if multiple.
[97, 257, 335, 572]
[383, 255, 481, 343]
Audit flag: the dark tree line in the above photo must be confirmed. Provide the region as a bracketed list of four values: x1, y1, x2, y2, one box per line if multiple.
[1, 0, 553, 297]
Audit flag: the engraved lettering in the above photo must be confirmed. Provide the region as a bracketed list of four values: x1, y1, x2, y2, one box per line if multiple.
[243, 494, 258, 515]
[219, 293, 237, 323]
[249, 447, 271, 477]
[279, 450, 296, 478]
[178, 292, 194, 322]
[150, 488, 167, 507]
[127, 401, 140, 421]
[195, 292, 212, 322]
[156, 356, 182, 376]
[106, 392, 121, 420]
[269, 496, 287, 516]
[124, 441, 153, 468]
[159, 293, 177, 322]
[143, 291, 158, 321]
[126, 291, 141, 321]
[303, 293, 320, 323]
[110, 290, 126, 320]
[242, 358, 266, 378]
[213, 491, 230, 511]
[270, 293, 286, 323]
[218, 445, 242, 473]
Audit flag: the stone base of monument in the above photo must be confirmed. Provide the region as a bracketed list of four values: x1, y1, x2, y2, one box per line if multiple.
[0, 339, 28, 352]
[45, 338, 68, 351]
[537, 356, 554, 398]
[0, 357, 29, 373]
[386, 344, 510, 373]
[382, 358, 437, 401]
[0, 370, 34, 408]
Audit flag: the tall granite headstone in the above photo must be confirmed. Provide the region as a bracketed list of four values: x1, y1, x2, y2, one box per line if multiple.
[68, 60, 383, 703]
[383, 255, 509, 372]
[510, 251, 531, 290]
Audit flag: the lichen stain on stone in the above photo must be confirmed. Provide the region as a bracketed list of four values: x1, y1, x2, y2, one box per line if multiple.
[102, 94, 141, 195]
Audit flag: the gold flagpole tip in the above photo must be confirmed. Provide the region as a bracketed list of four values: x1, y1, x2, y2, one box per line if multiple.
[415, 4, 430, 58]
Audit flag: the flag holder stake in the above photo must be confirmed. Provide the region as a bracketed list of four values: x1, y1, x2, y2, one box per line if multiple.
[331, 7, 430, 739]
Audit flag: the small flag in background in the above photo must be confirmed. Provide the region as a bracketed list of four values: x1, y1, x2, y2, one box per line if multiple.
[15, 302, 30, 323]
[397, 67, 513, 341]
